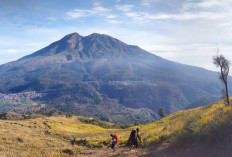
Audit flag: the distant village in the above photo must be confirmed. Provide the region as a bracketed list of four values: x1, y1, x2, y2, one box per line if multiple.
[0, 91, 44, 102]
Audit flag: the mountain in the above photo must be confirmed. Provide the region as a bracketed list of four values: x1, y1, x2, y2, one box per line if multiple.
[0, 32, 223, 123]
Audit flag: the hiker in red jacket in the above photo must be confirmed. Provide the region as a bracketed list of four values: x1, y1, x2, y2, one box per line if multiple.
[110, 134, 118, 151]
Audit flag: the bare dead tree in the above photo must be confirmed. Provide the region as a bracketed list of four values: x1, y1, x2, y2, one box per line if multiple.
[213, 54, 230, 104]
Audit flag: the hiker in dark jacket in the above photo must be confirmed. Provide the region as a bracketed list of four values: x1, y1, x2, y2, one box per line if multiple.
[83, 138, 87, 145]
[71, 138, 76, 145]
[128, 128, 142, 149]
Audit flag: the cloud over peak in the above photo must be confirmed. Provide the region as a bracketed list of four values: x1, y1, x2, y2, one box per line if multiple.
[66, 3, 111, 19]
[115, 4, 134, 12]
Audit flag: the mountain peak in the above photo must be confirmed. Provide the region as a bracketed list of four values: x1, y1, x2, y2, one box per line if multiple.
[68, 32, 81, 37]
[61, 32, 82, 42]
[20, 32, 151, 60]
[87, 33, 121, 42]
[88, 33, 109, 37]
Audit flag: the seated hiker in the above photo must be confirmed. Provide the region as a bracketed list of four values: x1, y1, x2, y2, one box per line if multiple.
[83, 138, 87, 145]
[110, 134, 118, 151]
[71, 138, 76, 145]
[128, 128, 142, 149]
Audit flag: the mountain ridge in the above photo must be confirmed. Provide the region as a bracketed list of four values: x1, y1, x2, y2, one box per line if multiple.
[19, 32, 165, 63]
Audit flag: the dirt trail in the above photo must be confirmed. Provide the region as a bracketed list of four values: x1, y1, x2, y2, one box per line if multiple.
[80, 148, 144, 157]
[76, 140, 232, 157]
[74, 135, 232, 157]
[77, 143, 169, 157]
[79, 147, 147, 157]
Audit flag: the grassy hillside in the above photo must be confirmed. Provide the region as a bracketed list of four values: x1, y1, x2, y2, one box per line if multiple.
[0, 99, 232, 156]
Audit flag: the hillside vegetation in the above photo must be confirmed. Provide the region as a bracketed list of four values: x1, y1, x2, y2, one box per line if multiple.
[0, 99, 232, 156]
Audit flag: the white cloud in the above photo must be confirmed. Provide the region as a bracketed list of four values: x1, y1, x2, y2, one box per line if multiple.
[173, 11, 226, 20]
[66, 3, 110, 19]
[124, 0, 232, 23]
[0, 49, 27, 54]
[125, 12, 172, 22]
[106, 15, 118, 19]
[182, 0, 232, 11]
[66, 9, 94, 19]
[0, 49, 28, 54]
[105, 19, 122, 24]
[93, 6, 111, 14]
[219, 21, 232, 29]
[115, 4, 134, 12]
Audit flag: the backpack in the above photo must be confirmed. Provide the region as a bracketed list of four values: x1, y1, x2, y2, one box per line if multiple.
[113, 134, 119, 143]
[129, 130, 137, 141]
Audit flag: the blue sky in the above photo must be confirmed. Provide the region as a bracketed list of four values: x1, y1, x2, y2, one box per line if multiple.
[1, 0, 232, 71]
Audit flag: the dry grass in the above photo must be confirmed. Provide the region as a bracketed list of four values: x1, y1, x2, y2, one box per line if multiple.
[0, 99, 232, 156]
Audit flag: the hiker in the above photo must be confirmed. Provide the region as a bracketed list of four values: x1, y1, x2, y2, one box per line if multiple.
[71, 138, 76, 145]
[128, 128, 142, 149]
[110, 134, 118, 151]
[83, 138, 87, 145]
